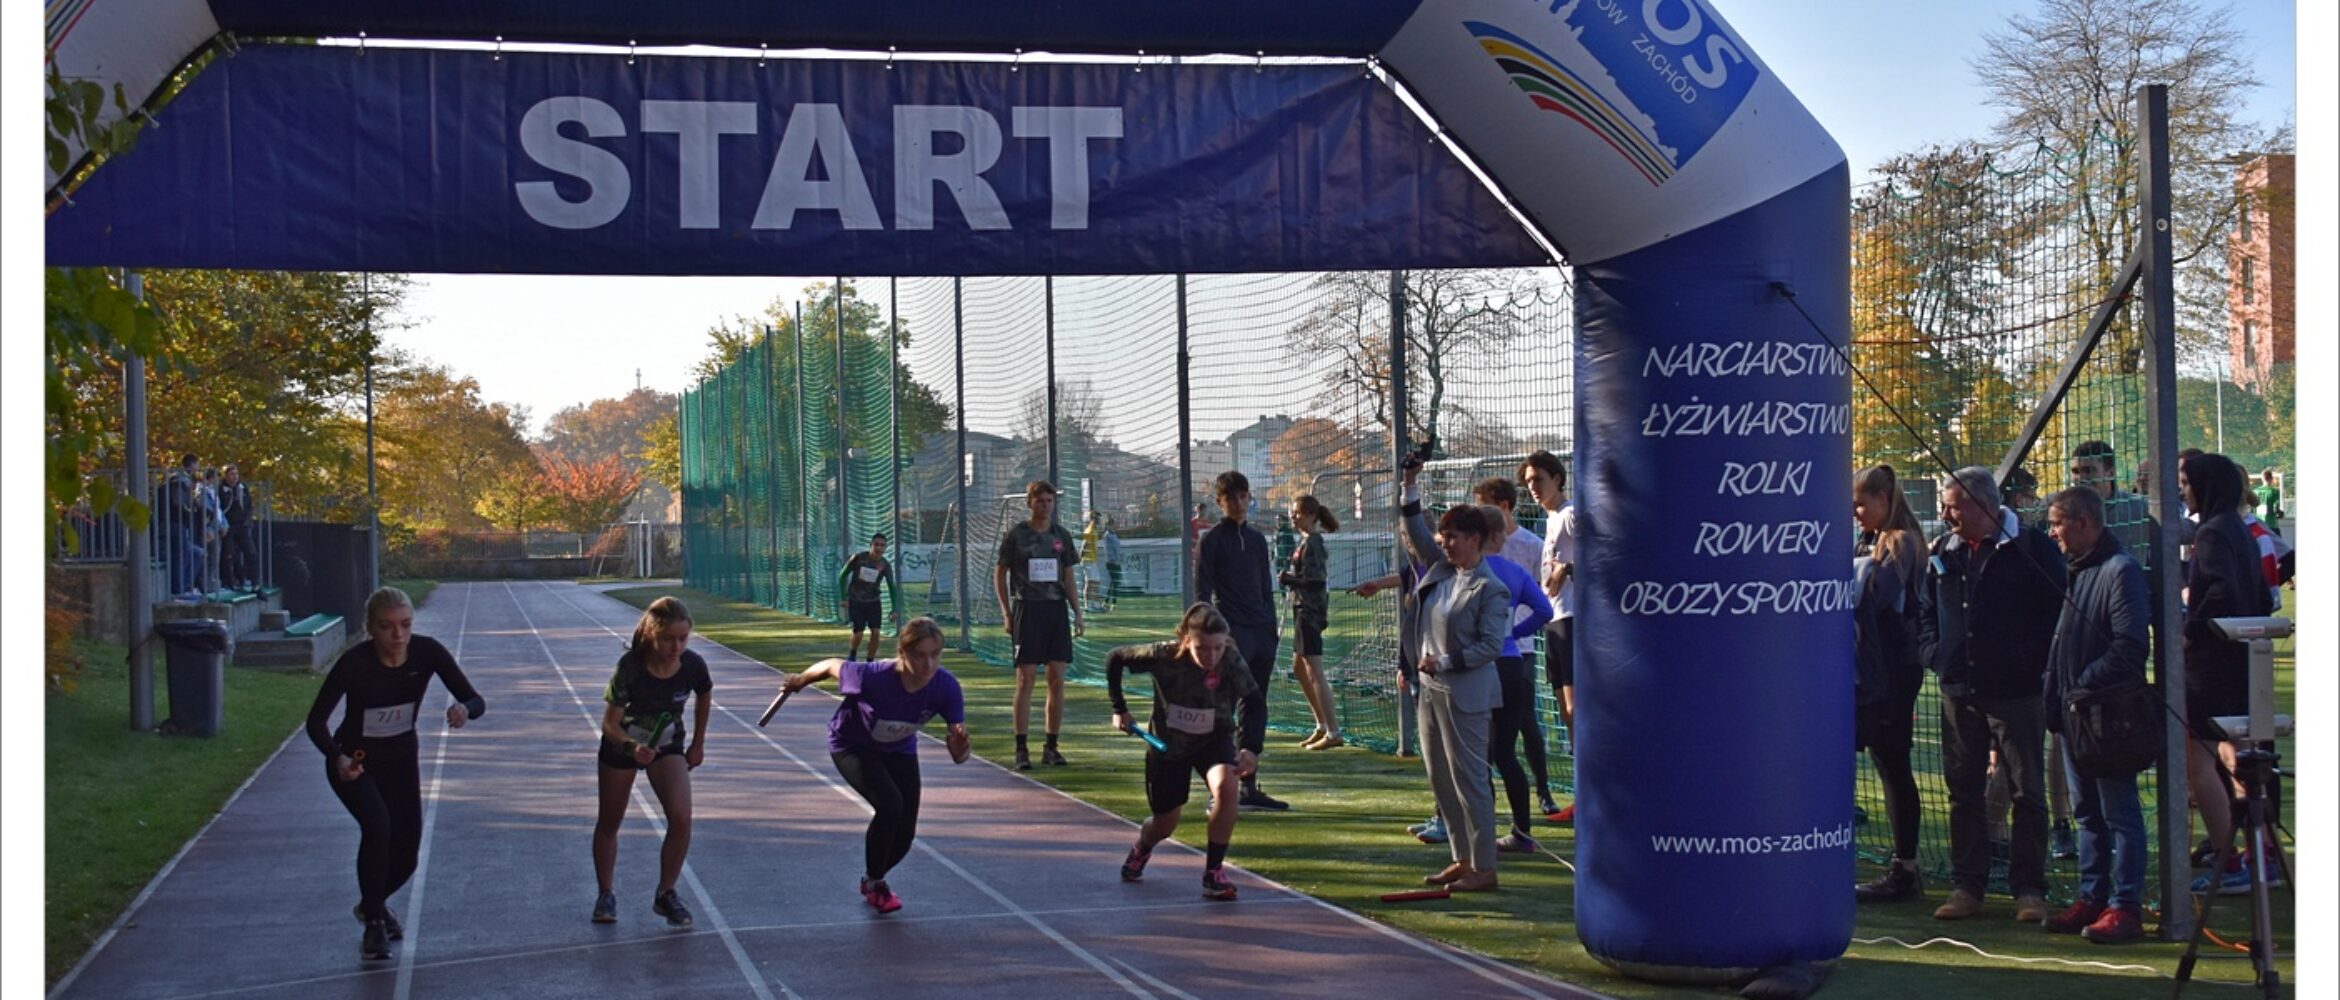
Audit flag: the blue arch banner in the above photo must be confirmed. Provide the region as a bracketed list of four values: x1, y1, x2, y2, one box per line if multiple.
[45, 44, 1542, 275]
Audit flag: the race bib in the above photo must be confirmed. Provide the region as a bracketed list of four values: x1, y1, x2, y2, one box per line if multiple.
[868, 718, 922, 743]
[858, 566, 882, 583]
[1027, 558, 1059, 585]
[1165, 703, 1215, 735]
[363, 702, 416, 738]
[626, 715, 680, 748]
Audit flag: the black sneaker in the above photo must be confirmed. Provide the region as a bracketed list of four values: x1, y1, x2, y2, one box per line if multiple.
[1238, 786, 1289, 811]
[592, 890, 618, 924]
[1538, 792, 1561, 818]
[2051, 823, 2078, 861]
[1121, 841, 1154, 882]
[1042, 746, 1069, 766]
[1201, 867, 1238, 901]
[361, 919, 391, 961]
[1854, 862, 1922, 903]
[1015, 747, 1033, 771]
[653, 889, 694, 927]
[353, 903, 404, 940]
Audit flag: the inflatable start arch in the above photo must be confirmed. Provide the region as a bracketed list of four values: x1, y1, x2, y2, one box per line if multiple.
[49, 0, 1851, 982]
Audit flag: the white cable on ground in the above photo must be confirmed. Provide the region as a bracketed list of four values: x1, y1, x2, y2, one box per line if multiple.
[1848, 935, 2259, 986]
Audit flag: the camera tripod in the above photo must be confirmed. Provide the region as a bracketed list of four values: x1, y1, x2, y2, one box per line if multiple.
[2171, 739, 2291, 999]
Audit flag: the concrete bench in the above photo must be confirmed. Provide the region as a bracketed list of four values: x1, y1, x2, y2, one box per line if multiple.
[284, 614, 344, 638]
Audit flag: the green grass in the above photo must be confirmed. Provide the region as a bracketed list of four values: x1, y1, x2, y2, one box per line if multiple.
[45, 638, 325, 984]
[615, 584, 2296, 999]
[388, 577, 438, 610]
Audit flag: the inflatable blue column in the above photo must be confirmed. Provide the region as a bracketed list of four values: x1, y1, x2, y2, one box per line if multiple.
[1382, 0, 1854, 982]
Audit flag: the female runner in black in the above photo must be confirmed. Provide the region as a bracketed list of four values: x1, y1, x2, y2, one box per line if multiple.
[307, 587, 486, 962]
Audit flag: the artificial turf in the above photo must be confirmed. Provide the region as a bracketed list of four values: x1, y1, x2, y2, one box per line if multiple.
[611, 584, 2297, 999]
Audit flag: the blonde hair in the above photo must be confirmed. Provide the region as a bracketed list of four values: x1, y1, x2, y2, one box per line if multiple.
[630, 596, 693, 653]
[365, 586, 414, 626]
[896, 616, 946, 657]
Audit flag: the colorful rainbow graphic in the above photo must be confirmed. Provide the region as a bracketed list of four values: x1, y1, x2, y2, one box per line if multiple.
[1464, 21, 1675, 186]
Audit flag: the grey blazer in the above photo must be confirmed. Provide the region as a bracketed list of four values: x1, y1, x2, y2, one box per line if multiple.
[1396, 496, 1512, 714]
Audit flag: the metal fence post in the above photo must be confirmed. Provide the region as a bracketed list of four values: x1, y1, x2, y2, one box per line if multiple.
[1046, 275, 1060, 489]
[891, 277, 903, 623]
[795, 302, 812, 617]
[123, 271, 154, 731]
[837, 279, 851, 588]
[2139, 83, 2193, 941]
[761, 333, 783, 605]
[954, 278, 971, 648]
[1176, 275, 1195, 607]
[1389, 269, 1416, 757]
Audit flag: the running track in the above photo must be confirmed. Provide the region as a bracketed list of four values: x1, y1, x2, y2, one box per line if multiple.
[53, 581, 1602, 1000]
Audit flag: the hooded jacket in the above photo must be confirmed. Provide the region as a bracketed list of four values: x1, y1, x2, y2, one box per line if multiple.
[2043, 531, 2150, 732]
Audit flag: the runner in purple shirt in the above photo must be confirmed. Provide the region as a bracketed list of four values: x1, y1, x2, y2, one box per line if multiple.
[779, 617, 970, 914]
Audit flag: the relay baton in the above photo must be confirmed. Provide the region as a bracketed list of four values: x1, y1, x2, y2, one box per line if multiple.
[1121, 724, 1168, 753]
[757, 685, 795, 727]
[1378, 888, 1451, 903]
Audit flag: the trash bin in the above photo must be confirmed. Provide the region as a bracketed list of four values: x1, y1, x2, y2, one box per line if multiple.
[157, 618, 233, 737]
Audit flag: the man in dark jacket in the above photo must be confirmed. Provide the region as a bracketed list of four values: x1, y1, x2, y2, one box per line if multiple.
[1194, 470, 1286, 811]
[219, 463, 255, 589]
[1919, 467, 2066, 923]
[2038, 488, 2151, 944]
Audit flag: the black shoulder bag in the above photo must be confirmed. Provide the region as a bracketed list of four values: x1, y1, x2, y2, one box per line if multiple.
[2065, 677, 2163, 778]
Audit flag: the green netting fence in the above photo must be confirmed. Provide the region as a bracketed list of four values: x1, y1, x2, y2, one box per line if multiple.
[681, 133, 2222, 903]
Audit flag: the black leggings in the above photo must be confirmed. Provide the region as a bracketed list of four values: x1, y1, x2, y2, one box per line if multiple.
[1868, 738, 1921, 861]
[1518, 649, 1551, 797]
[833, 749, 923, 881]
[1489, 656, 1534, 835]
[327, 752, 424, 920]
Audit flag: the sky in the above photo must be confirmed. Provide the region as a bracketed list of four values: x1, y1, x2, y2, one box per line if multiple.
[383, 0, 2305, 436]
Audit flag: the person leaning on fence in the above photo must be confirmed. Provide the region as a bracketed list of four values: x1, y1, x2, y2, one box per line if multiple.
[219, 463, 255, 589]
[2036, 486, 2153, 944]
[2178, 452, 2276, 896]
[1919, 466, 2066, 923]
[1851, 464, 1928, 904]
[1396, 455, 1511, 893]
[993, 480, 1084, 771]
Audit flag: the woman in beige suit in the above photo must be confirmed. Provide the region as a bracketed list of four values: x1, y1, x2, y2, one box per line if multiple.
[1396, 456, 1513, 892]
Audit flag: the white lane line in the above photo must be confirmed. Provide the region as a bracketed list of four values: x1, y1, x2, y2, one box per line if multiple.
[151, 897, 1319, 1000]
[394, 581, 474, 1000]
[561, 586, 1587, 1000]
[502, 582, 787, 1000]
[538, 582, 1155, 1000]
[1110, 956, 1206, 1000]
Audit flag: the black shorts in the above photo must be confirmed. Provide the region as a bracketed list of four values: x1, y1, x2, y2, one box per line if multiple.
[1144, 732, 1238, 814]
[2186, 661, 2249, 741]
[1543, 618, 1574, 689]
[1012, 598, 1073, 665]
[1294, 610, 1326, 657]
[848, 600, 883, 630]
[1854, 665, 1922, 755]
[598, 740, 686, 771]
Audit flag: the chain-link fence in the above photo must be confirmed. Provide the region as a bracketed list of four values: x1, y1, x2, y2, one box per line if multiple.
[682, 131, 2222, 902]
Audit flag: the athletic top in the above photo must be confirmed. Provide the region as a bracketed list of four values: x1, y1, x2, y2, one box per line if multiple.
[1105, 641, 1258, 759]
[1286, 531, 1329, 617]
[1501, 525, 1541, 581]
[602, 648, 712, 753]
[307, 635, 486, 761]
[1081, 520, 1102, 562]
[827, 659, 965, 755]
[997, 522, 1081, 603]
[1482, 554, 1553, 658]
[840, 551, 895, 605]
[1542, 503, 1579, 619]
[1194, 519, 1276, 627]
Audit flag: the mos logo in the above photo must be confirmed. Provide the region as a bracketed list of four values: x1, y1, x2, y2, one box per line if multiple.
[1468, 0, 1757, 186]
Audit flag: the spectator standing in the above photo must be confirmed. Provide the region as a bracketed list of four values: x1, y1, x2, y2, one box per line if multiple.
[219, 463, 255, 589]
[992, 480, 1084, 771]
[1852, 465, 1927, 903]
[2180, 453, 2275, 896]
[198, 468, 227, 595]
[1079, 509, 1104, 612]
[1920, 467, 2066, 923]
[1395, 457, 1510, 892]
[1100, 517, 1123, 612]
[1516, 451, 1579, 824]
[160, 454, 201, 599]
[1194, 471, 1287, 811]
[2252, 468, 2283, 534]
[1474, 477, 1561, 819]
[2039, 487, 2152, 944]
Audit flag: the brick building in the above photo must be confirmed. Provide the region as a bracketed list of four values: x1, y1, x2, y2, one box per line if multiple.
[2226, 153, 2294, 389]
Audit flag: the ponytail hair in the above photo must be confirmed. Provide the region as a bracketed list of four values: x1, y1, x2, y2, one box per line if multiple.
[1855, 464, 1923, 575]
[1294, 494, 1339, 533]
[630, 596, 693, 654]
[1176, 602, 1232, 643]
